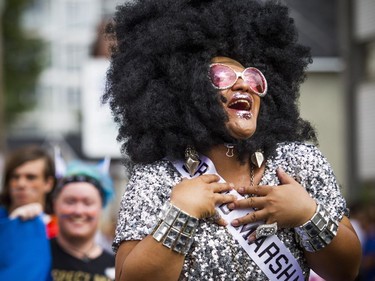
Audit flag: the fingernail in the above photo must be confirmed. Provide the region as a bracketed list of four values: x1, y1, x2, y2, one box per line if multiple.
[229, 183, 235, 189]
[238, 187, 245, 193]
[277, 167, 284, 173]
[227, 203, 234, 209]
[231, 219, 239, 226]
[248, 234, 256, 242]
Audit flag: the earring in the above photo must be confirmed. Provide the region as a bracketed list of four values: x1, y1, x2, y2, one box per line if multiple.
[185, 146, 200, 177]
[224, 143, 235, 158]
[251, 150, 264, 168]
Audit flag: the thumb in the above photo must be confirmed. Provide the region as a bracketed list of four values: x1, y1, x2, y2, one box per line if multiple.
[276, 167, 296, 185]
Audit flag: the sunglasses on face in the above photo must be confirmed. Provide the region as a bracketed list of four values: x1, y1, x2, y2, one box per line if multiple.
[209, 63, 268, 97]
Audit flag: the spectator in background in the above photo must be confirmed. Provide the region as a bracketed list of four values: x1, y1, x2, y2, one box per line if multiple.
[0, 145, 57, 231]
[350, 202, 367, 248]
[0, 145, 56, 281]
[0, 145, 57, 234]
[360, 204, 375, 281]
[50, 160, 115, 281]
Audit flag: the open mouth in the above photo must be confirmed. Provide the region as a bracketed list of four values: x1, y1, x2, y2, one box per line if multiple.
[227, 93, 252, 112]
[226, 93, 253, 120]
[228, 99, 251, 111]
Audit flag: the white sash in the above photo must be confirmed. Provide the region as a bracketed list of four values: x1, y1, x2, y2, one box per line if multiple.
[171, 155, 304, 281]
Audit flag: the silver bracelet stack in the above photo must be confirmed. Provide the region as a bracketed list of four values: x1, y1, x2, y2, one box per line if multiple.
[152, 200, 199, 255]
[294, 204, 339, 252]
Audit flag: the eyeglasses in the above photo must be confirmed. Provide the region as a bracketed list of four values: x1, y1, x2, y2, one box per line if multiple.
[209, 63, 268, 97]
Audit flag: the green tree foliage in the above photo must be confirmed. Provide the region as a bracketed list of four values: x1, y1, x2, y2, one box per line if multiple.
[2, 0, 44, 124]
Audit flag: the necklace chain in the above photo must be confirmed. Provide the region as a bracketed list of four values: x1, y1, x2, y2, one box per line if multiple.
[250, 163, 255, 187]
[58, 239, 96, 262]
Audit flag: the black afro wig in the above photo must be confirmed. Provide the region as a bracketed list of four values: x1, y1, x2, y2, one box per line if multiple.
[104, 0, 317, 165]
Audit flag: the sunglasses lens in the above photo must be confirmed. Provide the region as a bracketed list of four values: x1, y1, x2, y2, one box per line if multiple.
[209, 64, 236, 89]
[243, 68, 266, 94]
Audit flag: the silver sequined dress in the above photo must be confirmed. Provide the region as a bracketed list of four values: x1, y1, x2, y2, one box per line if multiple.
[113, 142, 348, 280]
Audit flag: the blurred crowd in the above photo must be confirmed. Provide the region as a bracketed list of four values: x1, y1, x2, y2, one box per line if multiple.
[0, 145, 116, 281]
[1, 144, 375, 280]
[350, 202, 375, 281]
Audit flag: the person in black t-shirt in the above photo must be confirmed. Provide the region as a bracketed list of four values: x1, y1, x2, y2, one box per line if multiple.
[50, 238, 114, 281]
[51, 160, 115, 281]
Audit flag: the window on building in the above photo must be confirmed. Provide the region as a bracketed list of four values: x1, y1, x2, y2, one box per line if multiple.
[67, 87, 81, 110]
[65, 44, 87, 71]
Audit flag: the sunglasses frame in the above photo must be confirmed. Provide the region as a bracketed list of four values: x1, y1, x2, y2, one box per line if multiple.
[209, 63, 268, 97]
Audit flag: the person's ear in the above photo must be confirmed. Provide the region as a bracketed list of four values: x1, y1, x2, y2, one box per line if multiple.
[44, 176, 55, 193]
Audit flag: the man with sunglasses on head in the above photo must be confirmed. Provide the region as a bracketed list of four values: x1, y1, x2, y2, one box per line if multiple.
[106, 0, 361, 280]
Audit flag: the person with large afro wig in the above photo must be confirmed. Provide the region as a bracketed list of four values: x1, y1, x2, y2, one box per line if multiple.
[105, 0, 361, 280]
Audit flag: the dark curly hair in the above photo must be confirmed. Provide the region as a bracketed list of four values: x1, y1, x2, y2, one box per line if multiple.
[104, 0, 317, 165]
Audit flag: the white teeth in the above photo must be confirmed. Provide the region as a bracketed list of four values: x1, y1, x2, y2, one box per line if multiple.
[71, 217, 85, 223]
[233, 100, 250, 107]
[228, 99, 251, 110]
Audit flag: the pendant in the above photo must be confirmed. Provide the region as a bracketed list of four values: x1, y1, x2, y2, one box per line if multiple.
[224, 143, 235, 157]
[185, 146, 199, 177]
[82, 255, 90, 263]
[251, 151, 264, 168]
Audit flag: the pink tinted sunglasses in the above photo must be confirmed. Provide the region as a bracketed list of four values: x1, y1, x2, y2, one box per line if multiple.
[209, 63, 268, 97]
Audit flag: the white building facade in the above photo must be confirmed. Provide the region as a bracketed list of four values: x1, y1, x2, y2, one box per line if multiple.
[19, 0, 119, 135]
[12, 0, 375, 198]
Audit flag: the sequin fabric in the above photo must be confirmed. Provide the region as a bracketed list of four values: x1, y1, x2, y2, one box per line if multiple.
[113, 142, 348, 280]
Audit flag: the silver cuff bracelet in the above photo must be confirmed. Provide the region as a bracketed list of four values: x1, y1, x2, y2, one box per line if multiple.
[294, 204, 339, 252]
[152, 200, 199, 255]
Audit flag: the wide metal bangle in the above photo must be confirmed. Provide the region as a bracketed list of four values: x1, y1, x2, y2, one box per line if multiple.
[151, 200, 199, 255]
[294, 204, 339, 252]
